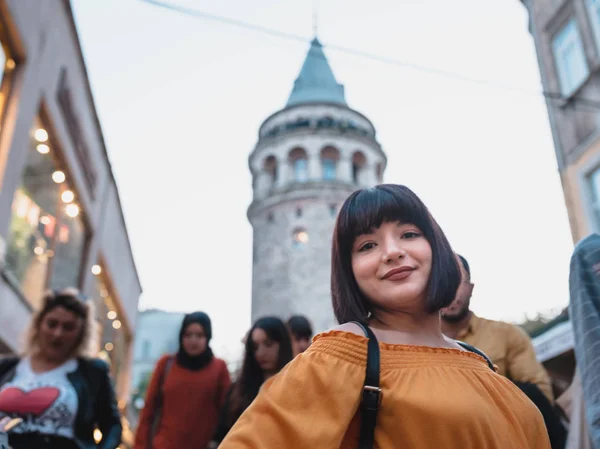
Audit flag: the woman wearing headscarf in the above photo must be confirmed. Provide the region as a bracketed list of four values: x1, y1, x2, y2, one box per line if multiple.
[134, 312, 231, 449]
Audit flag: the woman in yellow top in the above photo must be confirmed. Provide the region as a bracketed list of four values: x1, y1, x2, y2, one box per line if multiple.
[220, 184, 551, 449]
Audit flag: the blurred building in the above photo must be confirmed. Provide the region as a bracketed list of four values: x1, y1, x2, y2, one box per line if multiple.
[248, 38, 387, 332]
[130, 309, 183, 394]
[0, 1, 141, 440]
[521, 0, 600, 243]
[530, 310, 575, 397]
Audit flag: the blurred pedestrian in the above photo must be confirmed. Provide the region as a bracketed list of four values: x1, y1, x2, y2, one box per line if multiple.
[287, 315, 313, 356]
[217, 184, 550, 449]
[440, 255, 553, 401]
[441, 255, 566, 448]
[210, 316, 292, 446]
[134, 312, 230, 449]
[0, 288, 122, 449]
[569, 233, 600, 449]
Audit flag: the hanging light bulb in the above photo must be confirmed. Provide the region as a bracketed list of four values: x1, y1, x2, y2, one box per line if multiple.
[107, 310, 117, 320]
[91, 264, 102, 275]
[112, 320, 122, 330]
[34, 128, 48, 142]
[65, 204, 79, 218]
[52, 171, 66, 184]
[61, 190, 74, 203]
[36, 144, 50, 154]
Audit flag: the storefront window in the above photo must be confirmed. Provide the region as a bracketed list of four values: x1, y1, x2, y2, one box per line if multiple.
[0, 20, 16, 129]
[4, 118, 88, 308]
[93, 271, 131, 392]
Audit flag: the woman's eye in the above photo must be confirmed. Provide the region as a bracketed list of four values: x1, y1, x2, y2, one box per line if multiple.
[358, 242, 376, 252]
[402, 231, 421, 239]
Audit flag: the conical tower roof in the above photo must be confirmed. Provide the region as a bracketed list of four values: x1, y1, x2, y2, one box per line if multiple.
[286, 38, 347, 107]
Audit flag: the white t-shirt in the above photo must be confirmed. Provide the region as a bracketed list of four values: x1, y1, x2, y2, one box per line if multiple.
[0, 358, 79, 439]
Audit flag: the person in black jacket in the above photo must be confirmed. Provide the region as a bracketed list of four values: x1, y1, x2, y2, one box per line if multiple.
[0, 288, 121, 449]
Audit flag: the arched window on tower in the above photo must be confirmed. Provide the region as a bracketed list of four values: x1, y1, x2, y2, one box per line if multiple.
[320, 146, 340, 181]
[352, 151, 367, 184]
[263, 155, 278, 187]
[376, 162, 384, 184]
[289, 147, 309, 183]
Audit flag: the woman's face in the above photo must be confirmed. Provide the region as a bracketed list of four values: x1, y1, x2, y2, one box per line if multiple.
[38, 306, 83, 362]
[251, 328, 280, 373]
[182, 323, 208, 356]
[351, 221, 432, 313]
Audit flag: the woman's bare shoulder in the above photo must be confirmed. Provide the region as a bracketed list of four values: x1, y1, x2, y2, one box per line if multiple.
[331, 322, 367, 337]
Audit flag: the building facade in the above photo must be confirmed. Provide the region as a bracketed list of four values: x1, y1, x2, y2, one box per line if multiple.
[130, 309, 183, 395]
[248, 38, 387, 332]
[521, 0, 600, 243]
[0, 0, 141, 420]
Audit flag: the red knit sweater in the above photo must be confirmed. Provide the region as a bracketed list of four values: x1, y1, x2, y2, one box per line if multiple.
[134, 354, 231, 449]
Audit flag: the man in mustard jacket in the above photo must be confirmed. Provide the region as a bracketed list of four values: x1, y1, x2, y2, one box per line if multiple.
[440, 255, 553, 402]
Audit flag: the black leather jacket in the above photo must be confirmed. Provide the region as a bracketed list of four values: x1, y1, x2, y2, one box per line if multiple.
[0, 356, 122, 449]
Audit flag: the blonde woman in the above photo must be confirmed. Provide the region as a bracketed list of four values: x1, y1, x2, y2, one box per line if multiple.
[0, 288, 121, 449]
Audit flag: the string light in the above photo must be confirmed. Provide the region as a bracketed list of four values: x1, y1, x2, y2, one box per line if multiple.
[107, 310, 117, 320]
[91, 264, 102, 275]
[34, 128, 48, 142]
[112, 320, 122, 330]
[36, 144, 50, 154]
[61, 190, 75, 203]
[52, 171, 66, 184]
[105, 342, 114, 351]
[66, 203, 79, 218]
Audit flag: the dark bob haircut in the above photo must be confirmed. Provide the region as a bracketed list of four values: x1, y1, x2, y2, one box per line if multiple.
[331, 184, 460, 324]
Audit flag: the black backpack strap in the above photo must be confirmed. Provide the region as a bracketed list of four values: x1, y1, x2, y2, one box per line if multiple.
[456, 341, 495, 371]
[351, 321, 381, 449]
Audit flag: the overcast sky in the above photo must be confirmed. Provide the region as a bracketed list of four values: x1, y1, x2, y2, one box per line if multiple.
[71, 0, 574, 362]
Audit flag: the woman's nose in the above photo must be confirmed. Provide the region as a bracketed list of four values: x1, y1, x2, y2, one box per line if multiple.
[382, 239, 406, 263]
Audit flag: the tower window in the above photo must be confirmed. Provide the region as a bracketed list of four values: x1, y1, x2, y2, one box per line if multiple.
[552, 18, 588, 96]
[329, 204, 337, 217]
[263, 155, 278, 186]
[289, 147, 309, 183]
[294, 159, 308, 182]
[267, 212, 274, 223]
[321, 146, 340, 181]
[292, 228, 309, 248]
[322, 159, 336, 180]
[296, 208, 302, 218]
[376, 162, 384, 183]
[352, 151, 367, 184]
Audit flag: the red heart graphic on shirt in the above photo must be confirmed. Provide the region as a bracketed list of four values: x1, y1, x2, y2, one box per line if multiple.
[0, 387, 60, 416]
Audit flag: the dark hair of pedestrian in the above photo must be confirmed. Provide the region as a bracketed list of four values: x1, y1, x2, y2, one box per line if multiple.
[331, 184, 461, 324]
[287, 315, 313, 340]
[227, 316, 293, 426]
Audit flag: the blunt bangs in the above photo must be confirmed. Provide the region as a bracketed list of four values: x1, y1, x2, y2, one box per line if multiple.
[331, 184, 461, 324]
[337, 185, 432, 244]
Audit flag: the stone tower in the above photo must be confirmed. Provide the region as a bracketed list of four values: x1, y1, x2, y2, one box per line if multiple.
[248, 38, 387, 332]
